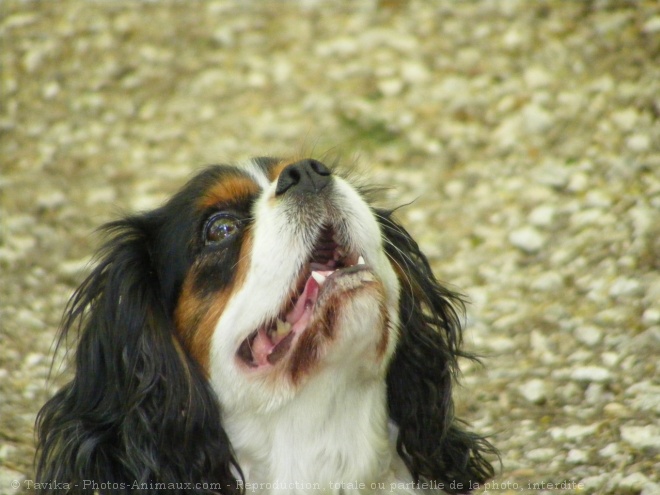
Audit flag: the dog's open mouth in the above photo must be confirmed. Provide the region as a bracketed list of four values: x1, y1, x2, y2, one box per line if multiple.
[237, 225, 369, 368]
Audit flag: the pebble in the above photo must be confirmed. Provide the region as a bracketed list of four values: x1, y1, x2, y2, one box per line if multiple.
[534, 161, 570, 188]
[626, 134, 651, 152]
[565, 424, 599, 441]
[610, 108, 639, 131]
[584, 383, 604, 404]
[570, 366, 612, 383]
[568, 349, 592, 363]
[58, 257, 91, 278]
[518, 379, 548, 404]
[530, 272, 563, 292]
[377, 78, 404, 97]
[502, 26, 524, 48]
[567, 174, 590, 195]
[528, 205, 555, 227]
[508, 226, 545, 253]
[400, 61, 430, 84]
[609, 277, 643, 298]
[603, 402, 630, 418]
[0, 444, 17, 460]
[86, 186, 117, 205]
[603, 402, 629, 418]
[643, 15, 660, 33]
[444, 179, 465, 198]
[15, 309, 43, 330]
[566, 448, 588, 464]
[584, 190, 612, 208]
[619, 473, 652, 492]
[525, 447, 555, 461]
[131, 194, 168, 212]
[37, 190, 68, 209]
[630, 204, 654, 237]
[42, 80, 61, 99]
[0, 468, 25, 495]
[2, 12, 37, 29]
[574, 326, 603, 346]
[522, 103, 554, 134]
[598, 442, 619, 458]
[23, 353, 43, 367]
[523, 66, 552, 89]
[627, 382, 660, 413]
[642, 308, 660, 326]
[580, 474, 607, 491]
[601, 352, 619, 367]
[641, 482, 660, 495]
[620, 425, 660, 451]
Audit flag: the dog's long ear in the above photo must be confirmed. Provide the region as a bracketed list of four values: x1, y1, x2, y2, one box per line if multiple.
[377, 210, 497, 494]
[36, 214, 241, 494]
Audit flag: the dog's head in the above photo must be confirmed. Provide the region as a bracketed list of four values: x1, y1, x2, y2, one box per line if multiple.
[175, 159, 399, 407]
[37, 158, 495, 494]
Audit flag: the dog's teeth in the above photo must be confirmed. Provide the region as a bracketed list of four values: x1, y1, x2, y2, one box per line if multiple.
[275, 319, 292, 337]
[357, 255, 365, 265]
[311, 271, 327, 285]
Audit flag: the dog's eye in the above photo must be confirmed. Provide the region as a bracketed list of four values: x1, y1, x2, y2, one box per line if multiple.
[204, 214, 241, 245]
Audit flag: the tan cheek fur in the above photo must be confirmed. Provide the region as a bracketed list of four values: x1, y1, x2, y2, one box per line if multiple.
[174, 231, 253, 375]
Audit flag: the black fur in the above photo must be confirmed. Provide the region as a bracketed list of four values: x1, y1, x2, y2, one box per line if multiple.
[36, 168, 244, 494]
[378, 210, 497, 494]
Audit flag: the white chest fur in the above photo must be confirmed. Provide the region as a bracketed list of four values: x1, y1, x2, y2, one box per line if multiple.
[225, 371, 436, 495]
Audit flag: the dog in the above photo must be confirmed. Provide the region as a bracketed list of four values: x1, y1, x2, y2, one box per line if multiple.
[36, 158, 495, 494]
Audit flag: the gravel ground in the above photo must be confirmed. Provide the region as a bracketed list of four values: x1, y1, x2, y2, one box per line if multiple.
[1, 1, 659, 494]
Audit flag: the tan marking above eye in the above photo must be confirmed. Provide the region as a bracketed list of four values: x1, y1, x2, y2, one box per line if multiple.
[199, 175, 260, 210]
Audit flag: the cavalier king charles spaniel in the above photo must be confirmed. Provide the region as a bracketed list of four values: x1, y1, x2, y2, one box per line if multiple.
[36, 158, 496, 494]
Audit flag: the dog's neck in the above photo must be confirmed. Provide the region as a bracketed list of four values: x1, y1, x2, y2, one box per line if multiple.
[225, 369, 394, 494]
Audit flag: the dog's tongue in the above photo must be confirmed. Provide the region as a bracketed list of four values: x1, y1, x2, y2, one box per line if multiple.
[251, 270, 332, 366]
[286, 272, 323, 326]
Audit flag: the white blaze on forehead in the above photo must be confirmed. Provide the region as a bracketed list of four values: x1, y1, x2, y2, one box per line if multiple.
[216, 186, 305, 335]
[237, 158, 272, 190]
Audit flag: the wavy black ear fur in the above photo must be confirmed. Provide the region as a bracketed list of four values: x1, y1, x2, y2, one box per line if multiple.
[36, 210, 241, 494]
[377, 209, 497, 494]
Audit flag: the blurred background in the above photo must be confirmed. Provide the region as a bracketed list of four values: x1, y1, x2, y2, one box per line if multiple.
[1, 1, 659, 493]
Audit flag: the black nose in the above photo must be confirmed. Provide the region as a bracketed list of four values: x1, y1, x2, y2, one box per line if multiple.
[275, 159, 332, 196]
